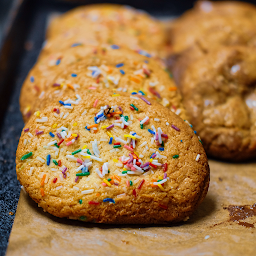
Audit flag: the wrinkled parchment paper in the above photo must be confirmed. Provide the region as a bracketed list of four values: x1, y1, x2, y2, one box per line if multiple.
[6, 160, 256, 256]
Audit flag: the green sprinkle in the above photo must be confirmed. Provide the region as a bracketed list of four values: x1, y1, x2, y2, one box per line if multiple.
[76, 173, 90, 176]
[53, 160, 58, 166]
[79, 216, 87, 221]
[113, 145, 121, 148]
[122, 171, 127, 174]
[129, 180, 133, 186]
[87, 149, 91, 155]
[157, 179, 163, 182]
[161, 141, 164, 147]
[72, 149, 82, 155]
[124, 116, 129, 122]
[54, 143, 59, 148]
[21, 152, 33, 161]
[79, 199, 83, 204]
[173, 155, 179, 159]
[108, 170, 110, 173]
[130, 104, 138, 111]
[199, 140, 203, 144]
[107, 178, 112, 181]
[120, 114, 123, 117]
[140, 124, 143, 129]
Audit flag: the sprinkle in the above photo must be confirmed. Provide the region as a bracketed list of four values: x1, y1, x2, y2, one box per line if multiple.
[113, 145, 121, 148]
[111, 45, 119, 49]
[103, 198, 115, 203]
[81, 189, 94, 194]
[124, 134, 136, 140]
[137, 179, 145, 189]
[93, 99, 98, 107]
[103, 179, 111, 186]
[173, 155, 179, 159]
[116, 63, 124, 68]
[72, 149, 82, 155]
[36, 156, 45, 163]
[72, 43, 82, 47]
[89, 201, 100, 205]
[57, 139, 64, 146]
[140, 116, 149, 125]
[159, 147, 164, 151]
[30, 76, 34, 82]
[71, 73, 77, 77]
[52, 160, 58, 166]
[24, 128, 29, 132]
[49, 132, 55, 137]
[171, 124, 180, 131]
[133, 189, 137, 197]
[148, 129, 155, 135]
[120, 70, 125, 75]
[130, 104, 138, 111]
[112, 94, 120, 97]
[46, 155, 51, 166]
[124, 145, 133, 151]
[53, 178, 57, 183]
[157, 184, 165, 191]
[107, 131, 113, 137]
[36, 117, 48, 123]
[36, 131, 44, 136]
[40, 188, 45, 196]
[196, 154, 200, 161]
[21, 152, 32, 161]
[140, 96, 151, 105]
[109, 137, 113, 144]
[76, 173, 90, 176]
[56, 186, 63, 190]
[53, 123, 58, 129]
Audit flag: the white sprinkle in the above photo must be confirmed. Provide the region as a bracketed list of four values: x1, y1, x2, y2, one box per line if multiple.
[100, 138, 108, 142]
[130, 115, 133, 120]
[44, 174, 49, 184]
[56, 186, 63, 190]
[81, 189, 94, 195]
[90, 155, 102, 162]
[153, 178, 167, 185]
[175, 109, 181, 115]
[36, 117, 48, 123]
[166, 122, 169, 126]
[81, 110, 87, 116]
[23, 139, 27, 146]
[127, 171, 141, 175]
[53, 113, 59, 118]
[73, 186, 79, 191]
[28, 167, 34, 175]
[36, 156, 45, 163]
[115, 137, 127, 144]
[39, 91, 45, 99]
[139, 154, 144, 158]
[130, 95, 139, 100]
[51, 168, 58, 171]
[60, 112, 64, 118]
[196, 154, 200, 161]
[205, 235, 210, 240]
[139, 141, 147, 148]
[64, 106, 73, 109]
[143, 171, 150, 176]
[59, 174, 63, 181]
[47, 140, 57, 146]
[116, 163, 123, 167]
[149, 148, 155, 152]
[118, 173, 127, 176]
[66, 155, 77, 161]
[158, 127, 162, 144]
[116, 193, 126, 198]
[76, 165, 84, 172]
[63, 113, 69, 119]
[140, 116, 149, 125]
[154, 118, 160, 122]
[39, 126, 47, 129]
[95, 168, 103, 178]
[27, 132, 33, 137]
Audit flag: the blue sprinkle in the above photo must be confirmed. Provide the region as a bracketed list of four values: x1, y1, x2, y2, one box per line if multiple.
[96, 113, 104, 118]
[120, 69, 125, 75]
[159, 147, 164, 151]
[56, 59, 61, 65]
[85, 126, 90, 131]
[59, 100, 65, 105]
[194, 130, 197, 134]
[49, 132, 55, 137]
[103, 198, 115, 204]
[94, 117, 98, 124]
[148, 129, 155, 135]
[190, 124, 193, 128]
[116, 63, 124, 68]
[144, 60, 149, 63]
[138, 50, 151, 58]
[82, 166, 88, 173]
[109, 137, 113, 145]
[180, 140, 183, 142]
[131, 92, 137, 95]
[71, 43, 82, 47]
[46, 155, 51, 166]
[30, 76, 34, 83]
[71, 73, 77, 77]
[64, 103, 71, 106]
[92, 70, 96, 76]
[132, 132, 136, 136]
[111, 45, 119, 49]
[138, 90, 145, 95]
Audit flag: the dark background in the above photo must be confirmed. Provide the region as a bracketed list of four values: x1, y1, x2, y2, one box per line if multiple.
[0, 0, 256, 255]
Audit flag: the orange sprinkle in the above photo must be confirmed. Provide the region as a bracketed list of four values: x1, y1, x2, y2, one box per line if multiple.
[169, 87, 177, 91]
[40, 188, 45, 196]
[93, 99, 99, 107]
[96, 193, 100, 197]
[110, 180, 114, 185]
[40, 174, 46, 186]
[130, 76, 141, 84]
[87, 124, 98, 129]
[113, 175, 121, 182]
[65, 136, 73, 142]
[67, 84, 75, 90]
[151, 179, 158, 188]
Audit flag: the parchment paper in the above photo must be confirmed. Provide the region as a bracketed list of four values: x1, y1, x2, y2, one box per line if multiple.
[6, 160, 256, 256]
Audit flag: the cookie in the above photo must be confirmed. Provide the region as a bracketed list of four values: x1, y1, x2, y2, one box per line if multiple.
[20, 45, 186, 122]
[177, 45, 256, 161]
[45, 4, 167, 58]
[16, 89, 209, 223]
[169, 1, 256, 53]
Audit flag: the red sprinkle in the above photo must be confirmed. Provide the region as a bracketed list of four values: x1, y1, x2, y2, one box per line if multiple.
[123, 125, 128, 129]
[163, 163, 168, 172]
[114, 142, 121, 145]
[137, 179, 145, 190]
[53, 108, 57, 112]
[57, 139, 64, 146]
[133, 189, 137, 197]
[159, 204, 168, 210]
[149, 163, 158, 168]
[58, 160, 62, 166]
[130, 106, 135, 111]
[53, 178, 57, 183]
[88, 201, 100, 205]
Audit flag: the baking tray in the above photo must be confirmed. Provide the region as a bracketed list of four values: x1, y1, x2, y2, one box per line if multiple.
[1, 0, 256, 255]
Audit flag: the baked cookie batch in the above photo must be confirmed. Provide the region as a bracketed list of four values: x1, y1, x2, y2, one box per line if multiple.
[17, 1, 256, 223]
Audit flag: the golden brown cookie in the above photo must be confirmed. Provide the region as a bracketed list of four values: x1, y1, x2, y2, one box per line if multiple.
[177, 45, 256, 161]
[169, 1, 256, 53]
[16, 89, 209, 223]
[45, 4, 167, 58]
[20, 45, 186, 122]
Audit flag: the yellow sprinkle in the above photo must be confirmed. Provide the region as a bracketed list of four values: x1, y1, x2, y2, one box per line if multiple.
[134, 151, 139, 157]
[124, 134, 136, 140]
[158, 176, 163, 180]
[52, 123, 57, 128]
[158, 184, 165, 191]
[139, 89, 146, 95]
[24, 106, 30, 114]
[149, 159, 153, 162]
[83, 156, 91, 159]
[82, 145, 87, 149]
[101, 125, 108, 129]
[123, 168, 127, 171]
[73, 122, 77, 126]
[103, 179, 111, 187]
[35, 111, 40, 117]
[60, 82, 65, 88]
[107, 131, 113, 137]
[72, 134, 78, 137]
[130, 90, 138, 93]
[113, 159, 119, 163]
[112, 94, 120, 97]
